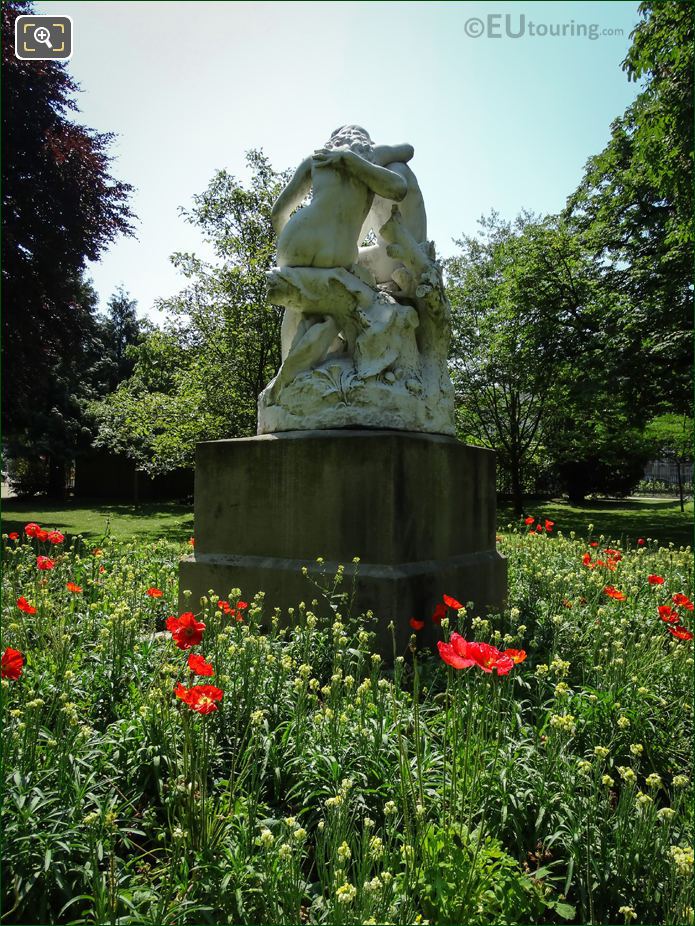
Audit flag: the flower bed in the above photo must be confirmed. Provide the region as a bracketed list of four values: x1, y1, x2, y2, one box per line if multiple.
[1, 522, 692, 924]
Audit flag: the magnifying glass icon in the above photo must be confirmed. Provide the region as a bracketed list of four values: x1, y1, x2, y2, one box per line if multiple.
[34, 25, 53, 48]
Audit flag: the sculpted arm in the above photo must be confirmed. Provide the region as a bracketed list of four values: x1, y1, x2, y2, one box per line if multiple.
[313, 148, 408, 202]
[372, 143, 414, 166]
[271, 158, 313, 233]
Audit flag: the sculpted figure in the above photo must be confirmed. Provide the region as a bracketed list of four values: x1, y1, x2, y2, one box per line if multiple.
[271, 126, 414, 364]
[257, 126, 456, 437]
[272, 125, 413, 271]
[357, 161, 427, 293]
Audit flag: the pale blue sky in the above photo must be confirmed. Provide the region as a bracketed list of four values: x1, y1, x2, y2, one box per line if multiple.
[37, 0, 643, 320]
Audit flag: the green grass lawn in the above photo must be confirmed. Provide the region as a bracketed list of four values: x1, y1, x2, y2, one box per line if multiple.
[1, 497, 194, 543]
[2, 494, 692, 547]
[499, 496, 693, 548]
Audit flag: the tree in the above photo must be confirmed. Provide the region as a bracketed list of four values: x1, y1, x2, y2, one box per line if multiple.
[566, 1, 693, 415]
[98, 287, 143, 390]
[5, 276, 115, 496]
[447, 213, 589, 514]
[547, 1, 694, 503]
[91, 330, 207, 475]
[2, 1, 134, 453]
[93, 151, 288, 473]
[545, 397, 653, 503]
[450, 2, 693, 509]
[447, 210, 656, 509]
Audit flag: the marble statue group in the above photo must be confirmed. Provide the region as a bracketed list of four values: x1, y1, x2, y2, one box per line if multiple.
[257, 125, 456, 436]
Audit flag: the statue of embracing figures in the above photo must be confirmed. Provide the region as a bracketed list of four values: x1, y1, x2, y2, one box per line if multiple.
[257, 125, 455, 436]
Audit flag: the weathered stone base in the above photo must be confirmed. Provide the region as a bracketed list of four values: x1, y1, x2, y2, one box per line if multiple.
[179, 430, 507, 656]
[180, 548, 506, 655]
[257, 360, 456, 437]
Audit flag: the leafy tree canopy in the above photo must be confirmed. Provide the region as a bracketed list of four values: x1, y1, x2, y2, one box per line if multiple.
[2, 0, 134, 491]
[566, 0, 693, 413]
[93, 151, 288, 473]
[447, 211, 649, 509]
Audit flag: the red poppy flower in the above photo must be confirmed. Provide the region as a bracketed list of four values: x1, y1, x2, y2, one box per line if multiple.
[146, 587, 163, 598]
[36, 529, 49, 543]
[667, 625, 693, 641]
[2, 647, 24, 680]
[524, 516, 535, 525]
[188, 652, 214, 676]
[637, 538, 645, 546]
[16, 596, 36, 614]
[603, 586, 626, 601]
[658, 605, 680, 624]
[174, 682, 189, 704]
[604, 548, 622, 561]
[672, 593, 694, 612]
[589, 541, 598, 547]
[92, 548, 104, 557]
[648, 575, 665, 585]
[491, 653, 515, 675]
[582, 553, 595, 569]
[544, 520, 554, 532]
[450, 632, 477, 660]
[47, 531, 64, 545]
[218, 600, 245, 621]
[431, 602, 447, 624]
[437, 635, 476, 670]
[503, 648, 527, 664]
[166, 612, 206, 649]
[443, 594, 463, 610]
[36, 556, 55, 571]
[8, 532, 19, 541]
[188, 537, 195, 547]
[188, 684, 224, 713]
[465, 640, 495, 667]
[66, 582, 82, 593]
[175, 683, 223, 714]
[466, 641, 514, 674]
[24, 522, 41, 537]
[230, 600, 248, 620]
[535, 524, 543, 533]
[409, 617, 425, 631]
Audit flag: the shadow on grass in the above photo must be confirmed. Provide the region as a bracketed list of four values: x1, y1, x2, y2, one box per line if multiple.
[3, 494, 692, 548]
[2, 497, 194, 543]
[498, 496, 694, 547]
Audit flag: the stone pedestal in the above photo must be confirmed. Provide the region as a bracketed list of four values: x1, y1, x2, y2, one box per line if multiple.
[179, 430, 507, 655]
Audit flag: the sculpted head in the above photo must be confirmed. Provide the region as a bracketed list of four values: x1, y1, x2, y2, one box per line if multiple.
[326, 124, 373, 159]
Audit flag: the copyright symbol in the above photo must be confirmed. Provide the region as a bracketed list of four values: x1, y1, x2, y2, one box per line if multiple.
[464, 17, 485, 38]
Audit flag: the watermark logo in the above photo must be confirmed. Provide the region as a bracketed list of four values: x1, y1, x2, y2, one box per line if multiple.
[15, 14, 73, 60]
[463, 14, 623, 41]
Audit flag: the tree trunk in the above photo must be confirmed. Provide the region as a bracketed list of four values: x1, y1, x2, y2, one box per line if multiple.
[509, 395, 523, 517]
[46, 457, 66, 500]
[563, 463, 587, 505]
[567, 485, 586, 505]
[510, 459, 523, 518]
